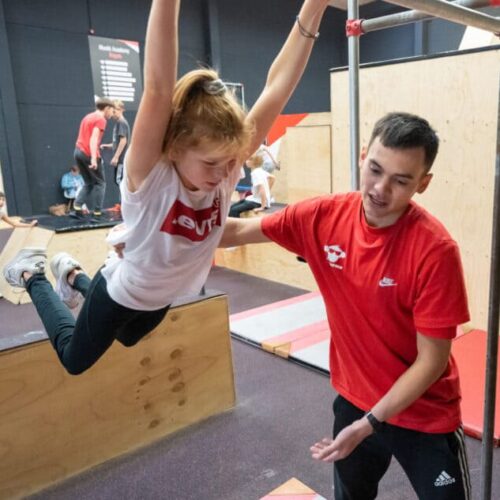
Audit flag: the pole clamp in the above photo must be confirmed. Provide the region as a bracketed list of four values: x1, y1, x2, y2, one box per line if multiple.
[346, 19, 364, 37]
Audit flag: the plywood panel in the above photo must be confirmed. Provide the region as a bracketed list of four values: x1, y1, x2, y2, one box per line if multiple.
[331, 48, 500, 330]
[270, 112, 331, 205]
[0, 227, 110, 305]
[44, 228, 110, 284]
[285, 125, 332, 204]
[215, 245, 318, 292]
[0, 294, 235, 499]
[270, 142, 288, 204]
[301, 112, 331, 127]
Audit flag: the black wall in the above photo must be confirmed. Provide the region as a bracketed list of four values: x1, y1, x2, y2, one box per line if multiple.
[0, 0, 493, 215]
[1, 0, 207, 214]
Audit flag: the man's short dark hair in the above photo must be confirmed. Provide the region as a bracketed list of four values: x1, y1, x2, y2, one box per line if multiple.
[368, 112, 439, 171]
[95, 97, 115, 111]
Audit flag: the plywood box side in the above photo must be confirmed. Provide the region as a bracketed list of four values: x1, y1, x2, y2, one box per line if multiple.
[0, 295, 235, 499]
[330, 49, 500, 329]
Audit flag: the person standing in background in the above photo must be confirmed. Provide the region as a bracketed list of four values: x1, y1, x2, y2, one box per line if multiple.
[72, 97, 114, 219]
[101, 100, 130, 188]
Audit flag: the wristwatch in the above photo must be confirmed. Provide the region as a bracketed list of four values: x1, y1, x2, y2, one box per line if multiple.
[365, 411, 384, 432]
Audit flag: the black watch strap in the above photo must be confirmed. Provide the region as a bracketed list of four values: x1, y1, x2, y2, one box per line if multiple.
[365, 411, 383, 432]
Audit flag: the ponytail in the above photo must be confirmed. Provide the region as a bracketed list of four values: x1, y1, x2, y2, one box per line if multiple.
[164, 68, 253, 158]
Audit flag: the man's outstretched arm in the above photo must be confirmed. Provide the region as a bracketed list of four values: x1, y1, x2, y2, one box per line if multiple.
[219, 217, 271, 247]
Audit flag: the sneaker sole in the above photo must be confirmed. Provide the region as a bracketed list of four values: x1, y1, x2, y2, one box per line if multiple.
[50, 252, 80, 279]
[3, 248, 47, 288]
[4, 247, 47, 272]
[50, 252, 83, 309]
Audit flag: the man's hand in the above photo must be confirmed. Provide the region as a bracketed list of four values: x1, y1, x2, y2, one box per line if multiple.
[90, 158, 98, 170]
[29, 220, 38, 227]
[310, 417, 373, 462]
[111, 156, 119, 167]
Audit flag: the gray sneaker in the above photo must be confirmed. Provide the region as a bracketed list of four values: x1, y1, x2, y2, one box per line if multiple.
[3, 247, 47, 288]
[50, 252, 83, 309]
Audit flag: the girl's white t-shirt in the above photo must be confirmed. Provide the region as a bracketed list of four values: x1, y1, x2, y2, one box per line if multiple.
[102, 160, 239, 310]
[246, 167, 271, 208]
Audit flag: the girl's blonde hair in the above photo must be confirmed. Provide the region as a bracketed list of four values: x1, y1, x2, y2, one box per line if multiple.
[164, 68, 253, 159]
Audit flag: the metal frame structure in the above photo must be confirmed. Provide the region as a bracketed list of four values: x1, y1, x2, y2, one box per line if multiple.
[224, 81, 246, 109]
[345, 1, 500, 497]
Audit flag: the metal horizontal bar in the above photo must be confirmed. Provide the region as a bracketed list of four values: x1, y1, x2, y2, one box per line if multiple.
[383, 0, 500, 33]
[362, 0, 492, 32]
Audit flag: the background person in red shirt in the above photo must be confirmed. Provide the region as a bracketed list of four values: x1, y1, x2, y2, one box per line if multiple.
[73, 97, 114, 219]
[220, 112, 471, 499]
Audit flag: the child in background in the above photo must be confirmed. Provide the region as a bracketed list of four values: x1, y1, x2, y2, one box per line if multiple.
[229, 153, 274, 217]
[257, 142, 281, 173]
[60, 165, 84, 211]
[0, 191, 37, 228]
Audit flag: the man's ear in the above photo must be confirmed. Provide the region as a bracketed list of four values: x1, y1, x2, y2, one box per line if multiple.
[359, 146, 367, 168]
[417, 173, 433, 194]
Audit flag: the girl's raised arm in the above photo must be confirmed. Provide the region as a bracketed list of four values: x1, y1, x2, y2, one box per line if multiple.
[126, 0, 180, 192]
[246, 0, 330, 156]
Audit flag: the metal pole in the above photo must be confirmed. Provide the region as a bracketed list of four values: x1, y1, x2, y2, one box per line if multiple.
[362, 0, 491, 33]
[347, 0, 361, 190]
[480, 77, 500, 500]
[384, 0, 500, 33]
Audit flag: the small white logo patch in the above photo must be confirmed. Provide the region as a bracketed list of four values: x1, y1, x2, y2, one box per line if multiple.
[379, 276, 397, 287]
[434, 471, 456, 487]
[324, 245, 346, 269]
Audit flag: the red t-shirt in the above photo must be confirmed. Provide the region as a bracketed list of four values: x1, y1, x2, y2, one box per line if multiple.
[262, 192, 470, 433]
[75, 111, 106, 158]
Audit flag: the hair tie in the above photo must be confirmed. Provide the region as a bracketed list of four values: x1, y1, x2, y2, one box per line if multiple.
[202, 79, 227, 96]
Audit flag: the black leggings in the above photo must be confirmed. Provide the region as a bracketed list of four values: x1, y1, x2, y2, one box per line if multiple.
[26, 270, 170, 375]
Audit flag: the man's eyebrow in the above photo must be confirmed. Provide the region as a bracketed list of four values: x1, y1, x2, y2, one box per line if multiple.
[369, 159, 414, 179]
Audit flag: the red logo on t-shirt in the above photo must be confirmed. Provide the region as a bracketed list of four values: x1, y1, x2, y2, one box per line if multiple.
[160, 198, 221, 242]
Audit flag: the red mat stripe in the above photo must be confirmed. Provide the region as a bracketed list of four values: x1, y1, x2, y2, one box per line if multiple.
[288, 327, 330, 354]
[262, 320, 329, 347]
[263, 322, 330, 357]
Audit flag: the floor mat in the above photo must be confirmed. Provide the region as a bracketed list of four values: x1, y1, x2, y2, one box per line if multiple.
[23, 209, 122, 233]
[231, 294, 499, 444]
[452, 329, 500, 445]
[230, 292, 329, 372]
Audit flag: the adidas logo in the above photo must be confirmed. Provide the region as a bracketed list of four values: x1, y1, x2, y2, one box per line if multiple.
[434, 470, 456, 487]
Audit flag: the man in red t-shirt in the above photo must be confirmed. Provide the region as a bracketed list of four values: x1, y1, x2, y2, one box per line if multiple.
[73, 97, 114, 218]
[220, 112, 471, 499]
